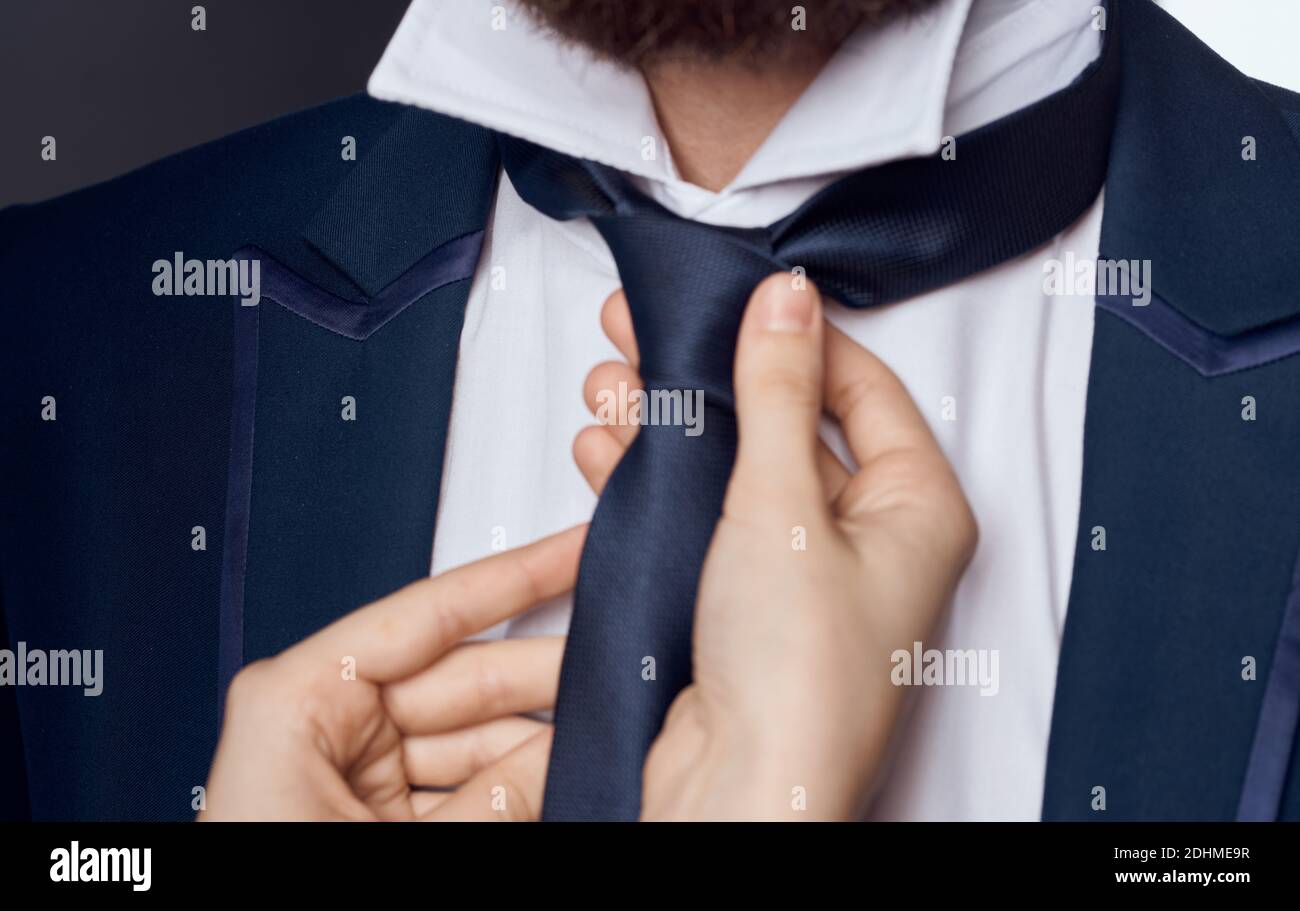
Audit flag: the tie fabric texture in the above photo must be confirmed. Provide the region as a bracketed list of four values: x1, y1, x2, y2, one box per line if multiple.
[499, 16, 1120, 821]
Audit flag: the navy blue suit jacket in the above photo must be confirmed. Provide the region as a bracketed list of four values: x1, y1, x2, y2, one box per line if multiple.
[2, 0, 1299, 820]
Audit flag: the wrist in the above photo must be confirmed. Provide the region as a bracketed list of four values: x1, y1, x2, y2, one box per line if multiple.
[700, 724, 869, 821]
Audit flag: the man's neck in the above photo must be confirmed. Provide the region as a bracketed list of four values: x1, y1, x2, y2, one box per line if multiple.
[640, 51, 836, 192]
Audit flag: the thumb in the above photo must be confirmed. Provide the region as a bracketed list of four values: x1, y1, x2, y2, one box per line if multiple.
[727, 273, 826, 514]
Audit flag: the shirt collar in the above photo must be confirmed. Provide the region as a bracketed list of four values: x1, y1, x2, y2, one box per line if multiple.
[368, 0, 974, 191]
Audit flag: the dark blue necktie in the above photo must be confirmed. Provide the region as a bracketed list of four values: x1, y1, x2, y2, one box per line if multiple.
[500, 11, 1120, 821]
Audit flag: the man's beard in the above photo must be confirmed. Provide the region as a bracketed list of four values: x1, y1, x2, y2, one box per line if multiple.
[515, 0, 944, 68]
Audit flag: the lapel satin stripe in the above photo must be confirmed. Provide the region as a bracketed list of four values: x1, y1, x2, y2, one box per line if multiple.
[1043, 0, 1300, 820]
[1237, 555, 1300, 820]
[218, 294, 260, 712]
[1100, 278, 1300, 817]
[251, 231, 485, 341]
[1043, 311, 1300, 820]
[1097, 291, 1300, 820]
[1097, 292, 1300, 378]
[217, 233, 484, 706]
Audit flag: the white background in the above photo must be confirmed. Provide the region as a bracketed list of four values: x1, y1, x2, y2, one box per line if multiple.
[1158, 0, 1300, 91]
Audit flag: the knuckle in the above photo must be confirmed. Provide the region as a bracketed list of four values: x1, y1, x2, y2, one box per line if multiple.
[289, 689, 335, 736]
[227, 656, 330, 731]
[226, 658, 282, 710]
[573, 425, 603, 458]
[471, 650, 513, 715]
[468, 723, 495, 773]
[953, 498, 979, 564]
[920, 471, 979, 565]
[506, 554, 546, 612]
[428, 580, 473, 649]
[661, 688, 698, 731]
[826, 372, 876, 419]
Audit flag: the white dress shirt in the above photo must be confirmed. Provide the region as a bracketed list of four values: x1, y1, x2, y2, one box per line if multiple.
[369, 0, 1103, 820]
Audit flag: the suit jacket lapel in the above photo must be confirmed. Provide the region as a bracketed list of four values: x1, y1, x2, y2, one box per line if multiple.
[1043, 0, 1300, 819]
[218, 109, 500, 697]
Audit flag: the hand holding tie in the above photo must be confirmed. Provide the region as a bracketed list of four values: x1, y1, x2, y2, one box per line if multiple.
[575, 274, 978, 820]
[200, 274, 977, 823]
[198, 526, 585, 821]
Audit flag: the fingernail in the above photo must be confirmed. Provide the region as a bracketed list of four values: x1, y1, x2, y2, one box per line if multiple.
[763, 282, 815, 333]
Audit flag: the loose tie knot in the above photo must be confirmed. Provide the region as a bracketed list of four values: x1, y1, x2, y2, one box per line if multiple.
[495, 9, 1119, 818]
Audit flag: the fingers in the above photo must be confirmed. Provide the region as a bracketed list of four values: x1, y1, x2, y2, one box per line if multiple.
[576, 410, 849, 501]
[346, 718, 417, 821]
[601, 289, 638, 367]
[727, 273, 827, 516]
[423, 727, 553, 821]
[583, 360, 642, 448]
[288, 525, 586, 684]
[573, 424, 625, 495]
[384, 637, 564, 735]
[576, 294, 643, 495]
[403, 716, 549, 788]
[579, 282, 850, 503]
[823, 323, 977, 565]
[824, 323, 943, 473]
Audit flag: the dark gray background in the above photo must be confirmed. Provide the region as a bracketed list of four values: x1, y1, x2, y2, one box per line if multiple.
[0, 0, 411, 207]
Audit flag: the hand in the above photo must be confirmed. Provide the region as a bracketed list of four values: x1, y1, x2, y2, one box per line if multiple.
[197, 525, 585, 821]
[575, 275, 977, 820]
